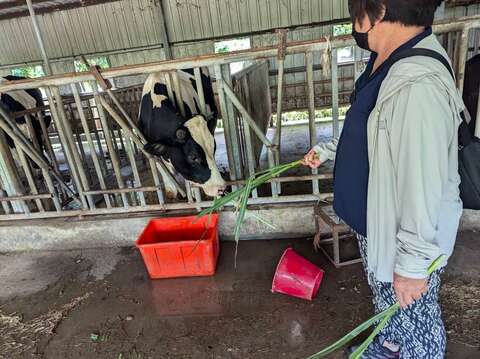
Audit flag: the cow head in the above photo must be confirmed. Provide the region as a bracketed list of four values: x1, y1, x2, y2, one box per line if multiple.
[144, 115, 226, 197]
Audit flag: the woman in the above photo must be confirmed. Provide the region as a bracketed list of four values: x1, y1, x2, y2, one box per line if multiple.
[304, 1, 464, 358]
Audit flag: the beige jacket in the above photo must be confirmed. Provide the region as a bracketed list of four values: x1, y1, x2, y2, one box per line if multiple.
[314, 34, 464, 282]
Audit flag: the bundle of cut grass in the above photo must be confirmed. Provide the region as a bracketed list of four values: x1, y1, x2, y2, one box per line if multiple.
[197, 159, 303, 263]
[306, 254, 446, 359]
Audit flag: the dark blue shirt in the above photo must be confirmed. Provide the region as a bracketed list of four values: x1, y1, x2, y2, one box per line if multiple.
[333, 27, 432, 236]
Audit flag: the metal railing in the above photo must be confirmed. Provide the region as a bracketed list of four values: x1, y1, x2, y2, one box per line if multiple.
[0, 15, 479, 221]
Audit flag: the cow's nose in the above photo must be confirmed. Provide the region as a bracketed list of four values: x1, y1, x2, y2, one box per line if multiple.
[217, 186, 227, 196]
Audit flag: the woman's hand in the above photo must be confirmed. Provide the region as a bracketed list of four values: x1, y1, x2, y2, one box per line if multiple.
[393, 273, 428, 309]
[302, 149, 322, 169]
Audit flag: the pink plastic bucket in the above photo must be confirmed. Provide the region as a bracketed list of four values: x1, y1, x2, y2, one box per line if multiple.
[271, 248, 324, 301]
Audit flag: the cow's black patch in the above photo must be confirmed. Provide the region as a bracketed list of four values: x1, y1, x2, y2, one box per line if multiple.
[153, 83, 168, 96]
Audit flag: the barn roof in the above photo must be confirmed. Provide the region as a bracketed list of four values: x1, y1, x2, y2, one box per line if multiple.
[0, 0, 120, 21]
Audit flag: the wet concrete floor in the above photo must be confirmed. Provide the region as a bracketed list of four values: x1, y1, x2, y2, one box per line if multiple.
[0, 233, 479, 359]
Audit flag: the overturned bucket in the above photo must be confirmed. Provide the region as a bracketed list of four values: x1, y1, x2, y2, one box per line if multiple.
[271, 248, 324, 301]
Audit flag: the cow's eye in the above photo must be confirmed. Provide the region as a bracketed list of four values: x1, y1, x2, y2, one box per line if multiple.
[188, 155, 202, 165]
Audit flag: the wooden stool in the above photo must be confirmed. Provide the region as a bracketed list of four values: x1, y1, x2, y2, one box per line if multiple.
[313, 204, 362, 267]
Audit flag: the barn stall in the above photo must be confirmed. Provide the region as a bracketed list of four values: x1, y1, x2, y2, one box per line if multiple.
[0, 1, 479, 224]
[0, 1, 479, 358]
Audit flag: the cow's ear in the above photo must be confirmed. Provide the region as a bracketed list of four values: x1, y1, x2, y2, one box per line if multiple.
[207, 117, 217, 134]
[143, 142, 167, 157]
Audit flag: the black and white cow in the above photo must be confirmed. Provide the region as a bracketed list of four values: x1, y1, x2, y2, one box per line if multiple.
[463, 54, 480, 134]
[138, 68, 226, 198]
[0, 75, 51, 154]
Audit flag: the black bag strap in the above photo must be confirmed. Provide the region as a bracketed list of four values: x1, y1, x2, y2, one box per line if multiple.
[385, 47, 455, 80]
[386, 48, 476, 144]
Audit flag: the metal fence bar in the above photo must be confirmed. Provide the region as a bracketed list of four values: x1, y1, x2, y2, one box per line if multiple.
[93, 90, 129, 208]
[85, 102, 108, 175]
[0, 193, 333, 221]
[193, 67, 207, 114]
[36, 110, 60, 174]
[457, 28, 470, 94]
[215, 64, 239, 187]
[72, 112, 89, 169]
[184, 181, 194, 203]
[0, 193, 52, 201]
[51, 87, 95, 209]
[267, 148, 279, 197]
[222, 83, 272, 146]
[71, 83, 111, 208]
[240, 76, 258, 198]
[109, 120, 120, 154]
[16, 146, 44, 211]
[45, 88, 88, 208]
[169, 71, 194, 202]
[42, 168, 61, 211]
[117, 128, 126, 153]
[0, 131, 29, 213]
[0, 190, 12, 214]
[272, 55, 283, 200]
[23, 115, 41, 151]
[84, 186, 161, 195]
[306, 51, 320, 195]
[331, 48, 340, 139]
[217, 173, 333, 186]
[274, 58, 285, 162]
[124, 136, 146, 206]
[353, 47, 363, 81]
[149, 158, 166, 205]
[192, 67, 207, 204]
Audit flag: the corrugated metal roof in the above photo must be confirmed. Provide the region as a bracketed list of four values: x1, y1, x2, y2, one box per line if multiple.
[162, 0, 349, 42]
[0, 0, 165, 66]
[0, 0, 478, 71]
[0, 0, 122, 20]
[0, 0, 349, 67]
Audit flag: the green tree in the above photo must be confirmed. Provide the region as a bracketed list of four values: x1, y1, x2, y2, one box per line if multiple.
[74, 56, 110, 72]
[11, 65, 45, 78]
[333, 23, 353, 36]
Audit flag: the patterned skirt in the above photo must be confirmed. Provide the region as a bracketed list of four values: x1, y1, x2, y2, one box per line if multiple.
[356, 234, 446, 359]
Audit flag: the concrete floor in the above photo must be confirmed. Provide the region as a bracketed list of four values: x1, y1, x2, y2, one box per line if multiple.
[1, 232, 479, 359]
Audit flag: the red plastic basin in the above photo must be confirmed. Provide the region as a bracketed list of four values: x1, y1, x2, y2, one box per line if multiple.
[136, 214, 220, 279]
[271, 248, 324, 301]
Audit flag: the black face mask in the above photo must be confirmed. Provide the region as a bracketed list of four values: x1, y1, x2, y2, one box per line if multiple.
[352, 24, 375, 52]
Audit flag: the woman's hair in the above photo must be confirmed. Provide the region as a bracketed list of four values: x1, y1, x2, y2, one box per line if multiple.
[348, 0, 444, 27]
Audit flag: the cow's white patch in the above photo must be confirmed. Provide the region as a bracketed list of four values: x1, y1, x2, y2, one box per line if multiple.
[142, 70, 214, 118]
[142, 73, 168, 109]
[184, 115, 226, 197]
